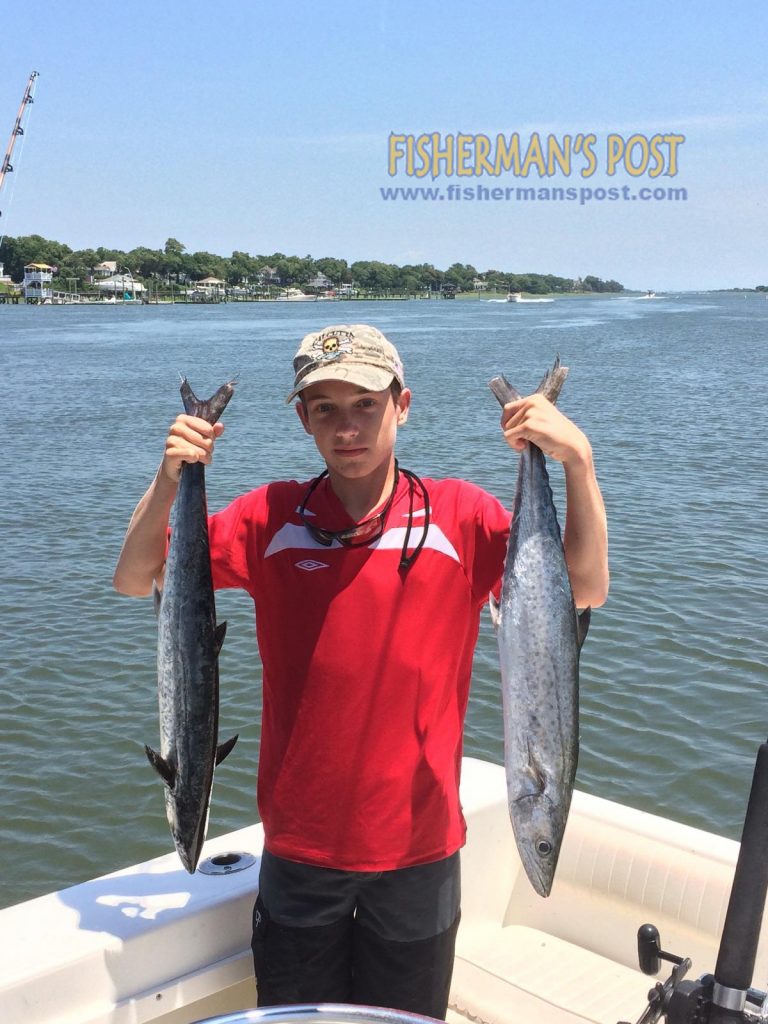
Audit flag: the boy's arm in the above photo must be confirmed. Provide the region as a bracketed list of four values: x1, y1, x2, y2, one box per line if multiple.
[561, 448, 608, 610]
[112, 415, 223, 597]
[500, 393, 609, 609]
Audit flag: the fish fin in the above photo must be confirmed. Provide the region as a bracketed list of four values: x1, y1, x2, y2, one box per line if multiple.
[577, 607, 592, 649]
[145, 744, 176, 789]
[488, 592, 501, 630]
[523, 738, 548, 797]
[179, 378, 236, 425]
[180, 377, 200, 415]
[215, 734, 239, 766]
[206, 381, 236, 424]
[536, 355, 569, 405]
[490, 357, 568, 409]
[535, 353, 561, 393]
[214, 620, 227, 656]
[489, 374, 523, 407]
[152, 582, 162, 617]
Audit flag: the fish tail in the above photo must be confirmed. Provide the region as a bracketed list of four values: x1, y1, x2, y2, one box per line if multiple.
[179, 378, 236, 425]
[535, 356, 569, 406]
[489, 357, 568, 409]
[489, 375, 523, 407]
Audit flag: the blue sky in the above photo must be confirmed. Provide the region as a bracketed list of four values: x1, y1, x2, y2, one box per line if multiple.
[1, 0, 766, 290]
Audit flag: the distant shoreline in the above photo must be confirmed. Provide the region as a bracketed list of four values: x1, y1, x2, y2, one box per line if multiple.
[3, 288, 765, 309]
[1, 290, 635, 307]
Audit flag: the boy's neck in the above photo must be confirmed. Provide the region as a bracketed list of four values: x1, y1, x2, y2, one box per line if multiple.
[327, 456, 397, 523]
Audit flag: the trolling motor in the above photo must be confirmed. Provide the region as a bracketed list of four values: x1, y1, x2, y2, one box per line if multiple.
[620, 740, 768, 1024]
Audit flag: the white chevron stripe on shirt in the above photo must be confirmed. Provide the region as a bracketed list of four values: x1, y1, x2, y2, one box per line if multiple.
[264, 521, 460, 563]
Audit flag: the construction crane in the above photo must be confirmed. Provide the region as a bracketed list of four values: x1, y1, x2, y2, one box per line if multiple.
[0, 71, 39, 218]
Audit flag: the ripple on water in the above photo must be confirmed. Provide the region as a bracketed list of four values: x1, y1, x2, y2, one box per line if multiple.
[1, 296, 767, 907]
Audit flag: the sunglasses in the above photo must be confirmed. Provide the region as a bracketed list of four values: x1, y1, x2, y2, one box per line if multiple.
[298, 461, 429, 569]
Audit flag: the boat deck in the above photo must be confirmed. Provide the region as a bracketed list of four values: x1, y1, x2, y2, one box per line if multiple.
[0, 759, 760, 1024]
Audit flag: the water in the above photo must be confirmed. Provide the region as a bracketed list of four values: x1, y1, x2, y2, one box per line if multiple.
[1, 293, 767, 910]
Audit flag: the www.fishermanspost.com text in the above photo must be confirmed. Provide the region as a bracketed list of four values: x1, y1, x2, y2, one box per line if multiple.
[379, 183, 688, 205]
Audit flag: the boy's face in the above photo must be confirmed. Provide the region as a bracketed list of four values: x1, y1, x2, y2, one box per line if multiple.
[296, 379, 411, 480]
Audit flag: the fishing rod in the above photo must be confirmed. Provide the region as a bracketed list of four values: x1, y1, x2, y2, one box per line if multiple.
[620, 738, 768, 1024]
[0, 71, 39, 228]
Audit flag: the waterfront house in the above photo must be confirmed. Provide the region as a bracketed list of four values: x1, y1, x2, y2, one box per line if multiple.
[257, 266, 281, 286]
[94, 272, 145, 297]
[307, 272, 335, 292]
[195, 276, 226, 296]
[93, 260, 118, 278]
[23, 263, 54, 301]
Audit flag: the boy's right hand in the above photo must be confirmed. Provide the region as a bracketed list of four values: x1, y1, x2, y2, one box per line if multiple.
[161, 414, 225, 482]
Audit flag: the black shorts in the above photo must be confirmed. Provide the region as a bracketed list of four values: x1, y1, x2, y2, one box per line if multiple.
[251, 849, 461, 1020]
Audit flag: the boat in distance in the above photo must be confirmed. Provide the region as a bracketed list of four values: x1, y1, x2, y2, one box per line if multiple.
[2, 756, 766, 1024]
[506, 291, 554, 303]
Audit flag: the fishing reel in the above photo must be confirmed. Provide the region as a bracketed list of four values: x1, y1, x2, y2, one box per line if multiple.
[620, 924, 768, 1024]
[620, 739, 768, 1024]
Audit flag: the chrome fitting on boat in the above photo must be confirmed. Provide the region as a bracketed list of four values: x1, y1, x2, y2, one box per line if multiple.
[198, 851, 258, 876]
[712, 982, 747, 1012]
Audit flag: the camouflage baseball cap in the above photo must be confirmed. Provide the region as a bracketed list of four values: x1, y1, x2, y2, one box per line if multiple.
[286, 324, 405, 403]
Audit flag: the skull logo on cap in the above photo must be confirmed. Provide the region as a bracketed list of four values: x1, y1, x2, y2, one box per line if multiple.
[313, 329, 354, 362]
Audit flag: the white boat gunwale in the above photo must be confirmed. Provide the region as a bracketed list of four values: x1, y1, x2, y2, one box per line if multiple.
[0, 757, 763, 1024]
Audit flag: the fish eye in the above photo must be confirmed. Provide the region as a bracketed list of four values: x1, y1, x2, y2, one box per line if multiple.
[536, 839, 553, 857]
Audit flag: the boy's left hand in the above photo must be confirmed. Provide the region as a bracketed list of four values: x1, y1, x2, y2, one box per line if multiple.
[501, 394, 592, 468]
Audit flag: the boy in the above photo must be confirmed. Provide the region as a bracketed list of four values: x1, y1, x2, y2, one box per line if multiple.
[114, 323, 608, 1019]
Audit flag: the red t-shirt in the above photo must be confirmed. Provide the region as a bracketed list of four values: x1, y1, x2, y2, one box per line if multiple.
[208, 473, 509, 870]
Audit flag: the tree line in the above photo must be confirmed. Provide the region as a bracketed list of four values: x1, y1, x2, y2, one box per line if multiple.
[0, 234, 625, 296]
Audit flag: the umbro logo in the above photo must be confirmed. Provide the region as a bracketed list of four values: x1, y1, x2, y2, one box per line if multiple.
[295, 559, 329, 571]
